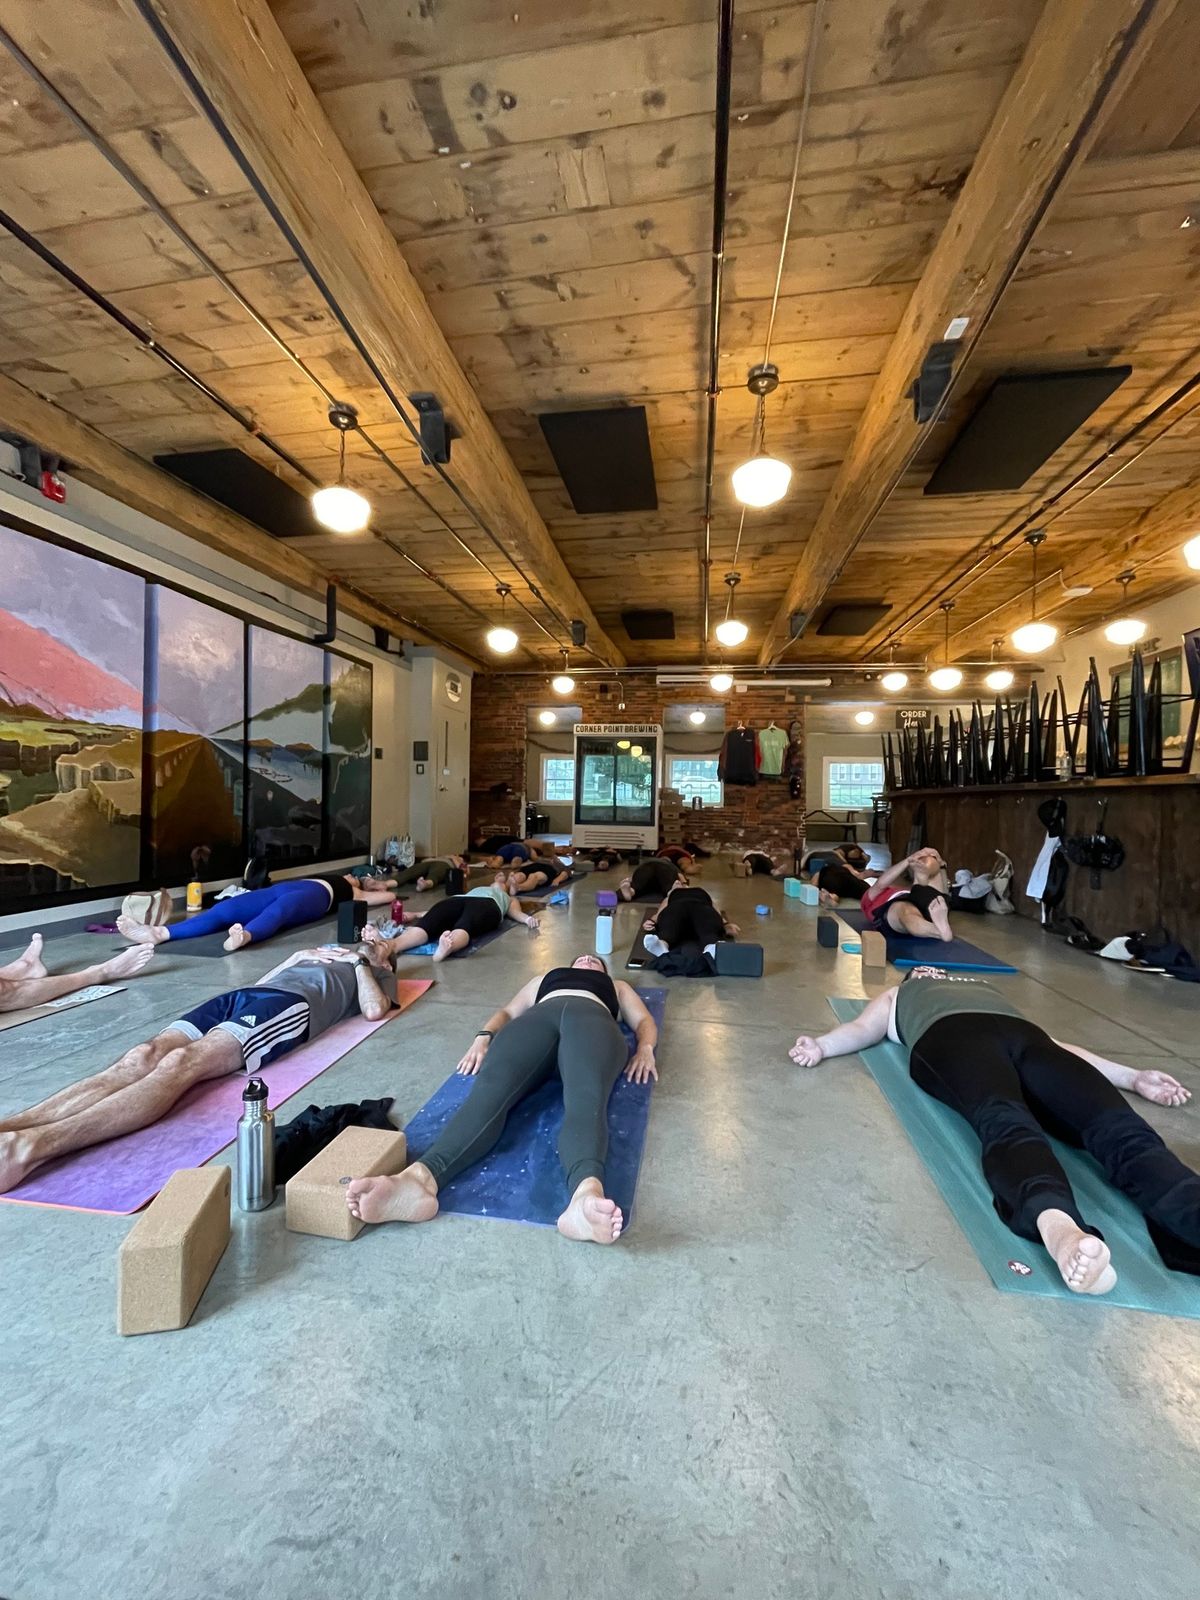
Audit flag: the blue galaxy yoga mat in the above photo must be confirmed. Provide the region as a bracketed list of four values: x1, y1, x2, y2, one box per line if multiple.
[405, 988, 666, 1229]
[409, 916, 520, 958]
[828, 998, 1200, 1318]
[838, 906, 1016, 974]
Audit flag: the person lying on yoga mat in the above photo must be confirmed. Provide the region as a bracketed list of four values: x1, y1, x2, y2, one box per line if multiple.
[741, 850, 787, 877]
[344, 955, 658, 1245]
[641, 881, 739, 958]
[504, 856, 573, 894]
[390, 854, 482, 893]
[364, 882, 541, 964]
[0, 934, 156, 1015]
[788, 967, 1200, 1295]
[578, 846, 625, 871]
[656, 844, 700, 874]
[815, 843, 874, 905]
[117, 872, 399, 953]
[0, 942, 398, 1193]
[858, 848, 952, 941]
[483, 840, 544, 869]
[617, 856, 686, 903]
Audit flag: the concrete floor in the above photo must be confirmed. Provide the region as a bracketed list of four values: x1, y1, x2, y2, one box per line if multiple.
[3, 870, 1200, 1600]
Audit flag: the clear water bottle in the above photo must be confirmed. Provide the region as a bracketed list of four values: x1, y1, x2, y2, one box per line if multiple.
[594, 907, 614, 955]
[236, 1078, 275, 1211]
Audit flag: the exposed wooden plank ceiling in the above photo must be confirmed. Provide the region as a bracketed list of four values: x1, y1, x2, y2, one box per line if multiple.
[0, 0, 1197, 682]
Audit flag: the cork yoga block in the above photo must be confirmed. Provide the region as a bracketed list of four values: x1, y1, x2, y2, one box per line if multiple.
[118, 1167, 231, 1336]
[861, 930, 888, 971]
[286, 1125, 408, 1241]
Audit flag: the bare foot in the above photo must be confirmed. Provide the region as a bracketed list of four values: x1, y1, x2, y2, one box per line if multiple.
[416, 877, 432, 892]
[1037, 1209, 1117, 1295]
[819, 889, 840, 907]
[929, 899, 954, 943]
[345, 1167, 438, 1224]
[116, 915, 169, 945]
[432, 931, 458, 963]
[0, 1130, 37, 1194]
[557, 1178, 623, 1244]
[1, 933, 48, 979]
[98, 944, 157, 982]
[223, 924, 253, 952]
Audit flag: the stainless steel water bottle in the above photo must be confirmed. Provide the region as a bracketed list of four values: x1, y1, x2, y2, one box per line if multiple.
[236, 1078, 275, 1211]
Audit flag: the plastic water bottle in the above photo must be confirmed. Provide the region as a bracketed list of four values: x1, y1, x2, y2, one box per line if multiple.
[595, 908, 614, 955]
[236, 1078, 275, 1211]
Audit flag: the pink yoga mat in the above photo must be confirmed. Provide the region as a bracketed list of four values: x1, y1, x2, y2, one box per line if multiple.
[1, 979, 432, 1216]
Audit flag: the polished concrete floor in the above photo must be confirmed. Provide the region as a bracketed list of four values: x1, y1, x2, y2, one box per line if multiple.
[3, 869, 1200, 1600]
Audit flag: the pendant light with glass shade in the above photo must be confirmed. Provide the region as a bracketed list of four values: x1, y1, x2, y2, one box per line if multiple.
[927, 601, 963, 692]
[1185, 534, 1200, 569]
[880, 645, 908, 693]
[311, 403, 371, 533]
[537, 709, 556, 726]
[732, 363, 791, 508]
[854, 710, 875, 726]
[551, 649, 575, 695]
[485, 584, 519, 654]
[709, 671, 734, 693]
[714, 572, 750, 647]
[1010, 531, 1058, 654]
[983, 639, 1014, 694]
[1103, 571, 1147, 646]
[689, 709, 707, 725]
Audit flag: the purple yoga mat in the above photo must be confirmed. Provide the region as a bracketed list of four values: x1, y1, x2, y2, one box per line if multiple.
[2, 979, 432, 1215]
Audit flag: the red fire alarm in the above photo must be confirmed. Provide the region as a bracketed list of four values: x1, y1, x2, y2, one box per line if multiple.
[40, 468, 66, 503]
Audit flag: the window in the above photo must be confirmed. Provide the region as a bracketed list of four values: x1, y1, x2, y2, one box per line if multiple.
[668, 756, 722, 806]
[824, 759, 884, 811]
[541, 755, 575, 803]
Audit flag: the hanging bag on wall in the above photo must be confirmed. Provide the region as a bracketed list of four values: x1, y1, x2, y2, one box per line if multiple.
[1064, 800, 1125, 889]
[985, 850, 1015, 915]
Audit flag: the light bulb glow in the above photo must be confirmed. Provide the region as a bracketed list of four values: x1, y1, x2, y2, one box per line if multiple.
[537, 709, 556, 726]
[1104, 617, 1147, 646]
[880, 671, 908, 692]
[617, 740, 631, 749]
[1185, 534, 1200, 570]
[928, 666, 963, 692]
[688, 710, 706, 725]
[715, 617, 749, 647]
[731, 454, 791, 508]
[709, 672, 734, 693]
[854, 710, 875, 726]
[551, 673, 575, 694]
[985, 668, 1015, 692]
[311, 483, 371, 533]
[485, 624, 519, 654]
[1011, 620, 1058, 655]
[630, 745, 642, 757]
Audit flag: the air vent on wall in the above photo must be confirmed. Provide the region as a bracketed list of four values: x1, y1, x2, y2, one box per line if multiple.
[923, 367, 1132, 496]
[538, 406, 658, 514]
[816, 601, 891, 636]
[621, 609, 675, 640]
[154, 447, 320, 538]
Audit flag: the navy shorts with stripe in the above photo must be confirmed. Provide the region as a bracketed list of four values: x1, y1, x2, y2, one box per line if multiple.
[163, 986, 310, 1074]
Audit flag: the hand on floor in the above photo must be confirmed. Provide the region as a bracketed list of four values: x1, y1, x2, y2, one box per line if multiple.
[625, 1046, 658, 1084]
[789, 1035, 825, 1068]
[1132, 1070, 1192, 1107]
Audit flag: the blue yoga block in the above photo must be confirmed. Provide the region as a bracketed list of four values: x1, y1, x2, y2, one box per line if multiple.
[783, 877, 803, 898]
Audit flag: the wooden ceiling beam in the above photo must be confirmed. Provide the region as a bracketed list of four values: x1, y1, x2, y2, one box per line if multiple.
[756, 0, 1177, 666]
[138, 0, 624, 667]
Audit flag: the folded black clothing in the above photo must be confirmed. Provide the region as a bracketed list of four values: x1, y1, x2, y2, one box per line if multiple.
[273, 1097, 396, 1185]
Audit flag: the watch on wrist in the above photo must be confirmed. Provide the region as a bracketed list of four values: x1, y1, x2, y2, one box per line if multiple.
[354, 956, 369, 969]
[475, 1029, 494, 1040]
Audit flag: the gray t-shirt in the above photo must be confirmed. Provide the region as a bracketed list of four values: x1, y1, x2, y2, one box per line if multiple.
[266, 958, 397, 1040]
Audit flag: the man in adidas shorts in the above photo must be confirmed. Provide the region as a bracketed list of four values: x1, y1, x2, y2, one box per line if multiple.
[0, 944, 398, 1194]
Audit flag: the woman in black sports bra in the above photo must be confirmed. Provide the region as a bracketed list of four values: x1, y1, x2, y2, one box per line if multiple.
[344, 956, 658, 1246]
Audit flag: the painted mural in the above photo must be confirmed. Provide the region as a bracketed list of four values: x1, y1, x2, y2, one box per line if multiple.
[326, 656, 372, 856]
[0, 524, 144, 899]
[244, 625, 325, 864]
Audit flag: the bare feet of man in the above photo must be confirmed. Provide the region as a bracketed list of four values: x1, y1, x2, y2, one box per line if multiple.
[1037, 1209, 1117, 1294]
[116, 916, 170, 945]
[98, 945, 157, 982]
[557, 1177, 623, 1244]
[929, 897, 954, 943]
[1, 933, 48, 979]
[345, 1164, 439, 1224]
[0, 1129, 37, 1193]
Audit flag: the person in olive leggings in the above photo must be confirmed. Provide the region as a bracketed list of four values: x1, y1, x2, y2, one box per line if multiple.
[789, 967, 1199, 1294]
[346, 956, 658, 1244]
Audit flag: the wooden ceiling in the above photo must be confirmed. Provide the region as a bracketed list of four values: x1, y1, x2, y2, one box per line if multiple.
[0, 0, 1198, 684]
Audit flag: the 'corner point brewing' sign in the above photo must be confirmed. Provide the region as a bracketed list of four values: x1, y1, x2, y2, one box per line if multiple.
[895, 708, 931, 730]
[575, 723, 661, 736]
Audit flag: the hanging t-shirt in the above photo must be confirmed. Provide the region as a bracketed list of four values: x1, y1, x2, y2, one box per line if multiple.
[718, 727, 759, 786]
[757, 725, 788, 776]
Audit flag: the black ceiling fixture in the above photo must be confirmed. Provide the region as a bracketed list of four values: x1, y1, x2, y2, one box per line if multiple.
[816, 601, 893, 636]
[621, 609, 676, 641]
[538, 406, 658, 514]
[155, 447, 321, 538]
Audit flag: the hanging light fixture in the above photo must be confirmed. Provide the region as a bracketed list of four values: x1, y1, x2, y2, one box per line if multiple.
[551, 649, 575, 695]
[854, 710, 875, 727]
[880, 645, 908, 693]
[485, 584, 519, 654]
[1010, 531, 1058, 654]
[927, 601, 963, 692]
[537, 710, 556, 726]
[689, 709, 707, 725]
[732, 363, 791, 508]
[630, 744, 643, 757]
[709, 671, 734, 693]
[617, 739, 631, 750]
[1104, 571, 1147, 646]
[311, 403, 371, 533]
[984, 638, 1014, 694]
[714, 572, 750, 647]
[1185, 534, 1200, 569]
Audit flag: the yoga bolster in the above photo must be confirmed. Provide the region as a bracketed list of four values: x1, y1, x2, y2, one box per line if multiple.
[117, 1167, 230, 1335]
[286, 1125, 407, 1240]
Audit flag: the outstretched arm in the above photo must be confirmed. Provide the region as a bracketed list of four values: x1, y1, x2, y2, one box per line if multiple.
[616, 983, 658, 1082]
[457, 975, 540, 1074]
[1053, 1039, 1193, 1107]
[790, 989, 895, 1067]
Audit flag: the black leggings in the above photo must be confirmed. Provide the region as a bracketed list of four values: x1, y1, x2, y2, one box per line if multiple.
[745, 853, 774, 875]
[630, 858, 679, 899]
[655, 891, 726, 949]
[911, 1014, 1200, 1270]
[817, 864, 868, 899]
[420, 997, 629, 1191]
[414, 896, 501, 940]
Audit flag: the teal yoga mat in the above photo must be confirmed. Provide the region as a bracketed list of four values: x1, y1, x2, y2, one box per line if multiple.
[828, 998, 1200, 1318]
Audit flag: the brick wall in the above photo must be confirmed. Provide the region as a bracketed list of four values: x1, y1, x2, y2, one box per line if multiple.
[469, 674, 806, 859]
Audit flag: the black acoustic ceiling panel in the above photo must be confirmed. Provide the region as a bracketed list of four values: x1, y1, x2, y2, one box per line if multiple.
[154, 447, 319, 538]
[621, 609, 675, 640]
[538, 406, 658, 513]
[816, 601, 891, 636]
[923, 366, 1132, 496]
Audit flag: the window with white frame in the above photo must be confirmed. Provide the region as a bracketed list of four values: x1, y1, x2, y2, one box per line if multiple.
[824, 758, 884, 811]
[540, 754, 575, 803]
[668, 756, 722, 806]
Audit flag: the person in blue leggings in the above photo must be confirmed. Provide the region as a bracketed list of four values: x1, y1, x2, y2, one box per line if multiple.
[116, 872, 397, 954]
